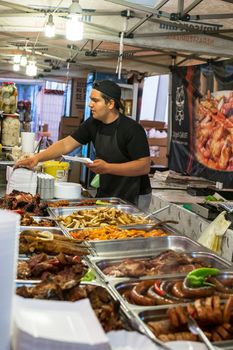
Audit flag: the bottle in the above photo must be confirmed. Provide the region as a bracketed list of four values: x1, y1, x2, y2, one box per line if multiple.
[1, 114, 20, 146]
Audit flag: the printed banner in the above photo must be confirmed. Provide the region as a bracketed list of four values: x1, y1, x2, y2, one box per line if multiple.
[169, 60, 233, 186]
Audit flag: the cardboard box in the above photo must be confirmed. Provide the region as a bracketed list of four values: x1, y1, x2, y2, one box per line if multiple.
[150, 146, 168, 167]
[148, 137, 167, 147]
[140, 120, 167, 130]
[58, 117, 82, 140]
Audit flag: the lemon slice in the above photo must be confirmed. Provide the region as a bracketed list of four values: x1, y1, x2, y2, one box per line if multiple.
[38, 231, 54, 241]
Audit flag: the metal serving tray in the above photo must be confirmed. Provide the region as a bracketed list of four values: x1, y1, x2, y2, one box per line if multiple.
[67, 223, 174, 243]
[16, 256, 98, 284]
[20, 216, 58, 228]
[15, 280, 134, 332]
[47, 197, 129, 206]
[132, 304, 233, 349]
[20, 226, 66, 236]
[87, 235, 209, 257]
[48, 204, 142, 218]
[109, 270, 233, 311]
[88, 251, 232, 282]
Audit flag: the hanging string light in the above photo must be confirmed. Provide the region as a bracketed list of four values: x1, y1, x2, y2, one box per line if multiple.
[66, 0, 83, 41]
[13, 55, 21, 64]
[26, 60, 37, 76]
[20, 52, 28, 67]
[13, 64, 20, 72]
[45, 14, 55, 38]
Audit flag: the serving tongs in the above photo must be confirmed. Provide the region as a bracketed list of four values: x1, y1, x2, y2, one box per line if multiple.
[188, 315, 216, 350]
[144, 220, 179, 232]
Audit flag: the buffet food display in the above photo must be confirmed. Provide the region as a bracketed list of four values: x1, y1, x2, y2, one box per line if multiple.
[2, 189, 233, 348]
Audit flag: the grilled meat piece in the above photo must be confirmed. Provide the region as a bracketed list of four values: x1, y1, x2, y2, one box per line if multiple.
[17, 261, 32, 279]
[102, 250, 210, 278]
[0, 190, 48, 215]
[17, 253, 87, 281]
[16, 283, 125, 332]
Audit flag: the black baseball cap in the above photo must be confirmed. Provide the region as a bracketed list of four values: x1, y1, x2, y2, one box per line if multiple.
[93, 80, 123, 109]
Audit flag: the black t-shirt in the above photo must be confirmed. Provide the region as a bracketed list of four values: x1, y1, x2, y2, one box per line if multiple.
[71, 115, 151, 195]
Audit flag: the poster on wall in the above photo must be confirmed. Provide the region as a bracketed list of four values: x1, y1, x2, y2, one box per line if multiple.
[169, 60, 233, 187]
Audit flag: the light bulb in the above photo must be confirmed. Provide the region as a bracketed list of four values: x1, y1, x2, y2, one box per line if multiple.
[13, 64, 20, 72]
[26, 61, 37, 76]
[66, 14, 83, 41]
[45, 14, 55, 38]
[13, 55, 21, 64]
[20, 55, 27, 67]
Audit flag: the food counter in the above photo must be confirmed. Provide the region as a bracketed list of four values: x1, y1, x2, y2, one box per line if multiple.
[149, 190, 233, 262]
[1, 190, 233, 349]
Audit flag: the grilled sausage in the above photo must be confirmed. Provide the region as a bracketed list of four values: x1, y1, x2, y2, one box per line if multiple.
[130, 281, 156, 306]
[181, 280, 215, 298]
[147, 286, 175, 305]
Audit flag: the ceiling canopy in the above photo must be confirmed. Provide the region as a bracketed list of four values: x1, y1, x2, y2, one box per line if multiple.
[0, 0, 233, 80]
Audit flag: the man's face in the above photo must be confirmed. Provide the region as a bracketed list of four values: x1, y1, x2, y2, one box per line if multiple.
[89, 89, 112, 121]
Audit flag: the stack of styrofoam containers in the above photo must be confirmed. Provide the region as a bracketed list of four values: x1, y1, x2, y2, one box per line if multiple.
[37, 173, 54, 200]
[6, 167, 37, 195]
[13, 297, 110, 350]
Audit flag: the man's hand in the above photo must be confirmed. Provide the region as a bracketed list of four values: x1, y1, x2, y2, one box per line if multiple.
[15, 154, 39, 169]
[86, 159, 109, 174]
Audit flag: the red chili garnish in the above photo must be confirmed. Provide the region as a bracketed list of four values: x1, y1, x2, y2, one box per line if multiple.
[14, 209, 25, 215]
[73, 256, 81, 263]
[154, 280, 166, 296]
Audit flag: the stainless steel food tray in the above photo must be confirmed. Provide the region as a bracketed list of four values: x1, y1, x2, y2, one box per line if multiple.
[47, 197, 129, 206]
[88, 251, 232, 282]
[132, 304, 233, 349]
[16, 256, 99, 284]
[86, 235, 209, 257]
[20, 226, 66, 236]
[48, 204, 142, 218]
[109, 271, 233, 311]
[20, 216, 58, 228]
[66, 223, 175, 243]
[15, 280, 134, 332]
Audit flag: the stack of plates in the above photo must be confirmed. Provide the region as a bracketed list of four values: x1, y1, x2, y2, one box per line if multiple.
[13, 297, 110, 350]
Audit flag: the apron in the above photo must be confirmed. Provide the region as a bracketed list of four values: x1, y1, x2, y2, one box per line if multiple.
[94, 116, 141, 204]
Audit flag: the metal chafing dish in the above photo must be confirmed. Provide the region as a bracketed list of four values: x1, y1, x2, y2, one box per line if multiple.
[47, 197, 129, 206]
[108, 271, 233, 312]
[16, 256, 99, 284]
[15, 280, 134, 333]
[20, 216, 58, 228]
[85, 235, 209, 257]
[87, 251, 232, 282]
[48, 204, 142, 218]
[19, 226, 66, 236]
[19, 226, 90, 258]
[66, 223, 174, 244]
[132, 302, 233, 349]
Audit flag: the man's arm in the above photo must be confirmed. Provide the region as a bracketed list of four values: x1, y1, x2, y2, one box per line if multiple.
[16, 136, 81, 168]
[36, 136, 80, 162]
[87, 156, 150, 176]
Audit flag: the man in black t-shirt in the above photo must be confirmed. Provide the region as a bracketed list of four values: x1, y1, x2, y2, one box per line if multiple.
[16, 80, 152, 208]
